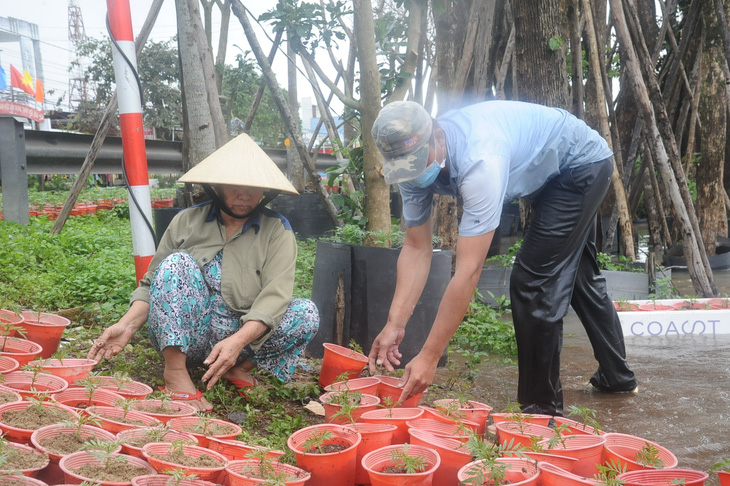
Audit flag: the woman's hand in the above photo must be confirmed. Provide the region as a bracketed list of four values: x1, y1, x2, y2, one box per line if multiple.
[202, 333, 247, 390]
[368, 324, 406, 374]
[87, 321, 136, 361]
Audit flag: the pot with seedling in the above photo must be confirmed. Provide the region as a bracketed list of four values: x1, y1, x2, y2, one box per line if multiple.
[207, 437, 284, 462]
[0, 435, 50, 478]
[53, 374, 126, 411]
[31, 414, 119, 462]
[324, 376, 381, 396]
[0, 396, 78, 443]
[4, 361, 69, 400]
[0, 322, 43, 368]
[116, 426, 198, 459]
[458, 456, 539, 486]
[82, 373, 153, 401]
[537, 461, 604, 486]
[287, 423, 361, 486]
[132, 470, 216, 486]
[58, 439, 157, 486]
[141, 440, 228, 482]
[432, 397, 493, 436]
[360, 443, 440, 485]
[345, 423, 398, 485]
[538, 432, 607, 478]
[18, 311, 71, 359]
[40, 356, 98, 385]
[320, 389, 380, 425]
[406, 428, 474, 486]
[129, 392, 197, 424]
[85, 401, 163, 434]
[617, 468, 710, 486]
[490, 403, 552, 428]
[0, 386, 22, 406]
[166, 414, 242, 448]
[603, 433, 678, 472]
[552, 406, 604, 436]
[318, 343, 368, 387]
[225, 448, 311, 486]
[712, 458, 730, 486]
[360, 405, 425, 444]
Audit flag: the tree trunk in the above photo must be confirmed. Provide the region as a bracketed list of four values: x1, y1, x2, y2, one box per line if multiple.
[287, 34, 305, 191]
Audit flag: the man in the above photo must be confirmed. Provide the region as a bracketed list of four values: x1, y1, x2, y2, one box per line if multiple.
[368, 100, 637, 416]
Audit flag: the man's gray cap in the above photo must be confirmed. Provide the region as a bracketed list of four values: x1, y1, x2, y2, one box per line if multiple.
[371, 101, 433, 184]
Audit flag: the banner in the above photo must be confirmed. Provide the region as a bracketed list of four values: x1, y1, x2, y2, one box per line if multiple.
[0, 101, 45, 122]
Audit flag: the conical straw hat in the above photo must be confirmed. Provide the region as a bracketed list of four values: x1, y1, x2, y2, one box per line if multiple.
[178, 133, 299, 194]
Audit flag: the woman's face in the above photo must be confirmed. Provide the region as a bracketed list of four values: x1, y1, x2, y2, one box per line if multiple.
[219, 184, 265, 217]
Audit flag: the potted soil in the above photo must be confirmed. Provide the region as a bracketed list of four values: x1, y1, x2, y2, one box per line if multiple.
[0, 439, 50, 478]
[18, 311, 71, 359]
[0, 386, 22, 406]
[361, 443, 440, 485]
[458, 457, 539, 486]
[78, 374, 153, 400]
[85, 405, 164, 434]
[40, 358, 98, 384]
[225, 458, 311, 486]
[30, 418, 120, 462]
[0, 400, 78, 443]
[116, 427, 199, 459]
[129, 397, 197, 424]
[2, 369, 69, 400]
[166, 415, 242, 448]
[207, 437, 284, 462]
[0, 337, 43, 367]
[0, 475, 48, 486]
[52, 387, 126, 411]
[320, 390, 380, 425]
[141, 442, 228, 483]
[344, 423, 398, 486]
[287, 423, 362, 486]
[58, 449, 157, 486]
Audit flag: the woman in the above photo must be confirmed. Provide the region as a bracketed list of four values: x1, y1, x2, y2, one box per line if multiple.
[88, 134, 319, 412]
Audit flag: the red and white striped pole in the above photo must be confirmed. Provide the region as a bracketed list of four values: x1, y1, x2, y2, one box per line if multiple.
[106, 0, 155, 283]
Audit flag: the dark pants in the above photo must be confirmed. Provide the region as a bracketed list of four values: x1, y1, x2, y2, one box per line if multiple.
[509, 158, 637, 416]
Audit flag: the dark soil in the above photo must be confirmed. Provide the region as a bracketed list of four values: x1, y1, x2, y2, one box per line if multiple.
[74, 461, 152, 483]
[0, 447, 48, 470]
[306, 443, 348, 454]
[0, 393, 18, 406]
[381, 464, 410, 474]
[0, 406, 74, 430]
[151, 450, 224, 468]
[39, 432, 111, 456]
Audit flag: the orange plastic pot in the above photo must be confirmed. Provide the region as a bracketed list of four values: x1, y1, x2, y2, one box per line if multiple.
[324, 376, 381, 396]
[458, 457, 539, 486]
[0, 441, 50, 477]
[408, 428, 470, 486]
[59, 450, 157, 486]
[345, 423, 398, 485]
[418, 406, 467, 424]
[360, 408, 425, 444]
[362, 444, 441, 486]
[225, 459, 311, 486]
[552, 417, 603, 436]
[207, 437, 284, 462]
[116, 427, 198, 458]
[717, 471, 730, 486]
[51, 387, 126, 412]
[405, 418, 473, 442]
[617, 469, 709, 486]
[141, 442, 228, 483]
[19, 311, 71, 359]
[537, 461, 596, 486]
[0, 474, 48, 486]
[707, 298, 730, 310]
[0, 401, 78, 444]
[131, 475, 216, 486]
[0, 337, 43, 367]
[130, 399, 198, 424]
[432, 399, 492, 436]
[320, 391, 380, 424]
[1, 371, 69, 400]
[495, 421, 556, 448]
[78, 376, 153, 400]
[31, 424, 120, 463]
[287, 423, 361, 486]
[603, 433, 678, 472]
[167, 415, 243, 448]
[0, 356, 20, 375]
[490, 412, 553, 427]
[521, 452, 578, 472]
[539, 434, 607, 478]
[40, 358, 97, 384]
[375, 375, 424, 407]
[85, 406, 163, 434]
[319, 343, 368, 387]
[638, 303, 673, 311]
[0, 309, 24, 332]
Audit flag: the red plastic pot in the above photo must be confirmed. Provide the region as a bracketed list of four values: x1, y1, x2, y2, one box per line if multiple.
[116, 427, 198, 458]
[539, 434, 607, 478]
[318, 343, 368, 387]
[458, 457, 539, 486]
[0, 337, 43, 367]
[0, 441, 50, 477]
[614, 302, 640, 311]
[617, 469, 709, 486]
[78, 376, 153, 400]
[360, 408, 425, 444]
[603, 432, 678, 472]
[141, 442, 228, 483]
[0, 356, 20, 375]
[0, 475, 48, 486]
[707, 298, 730, 310]
[521, 451, 579, 472]
[432, 398, 493, 436]
[225, 459, 311, 486]
[320, 391, 380, 424]
[345, 423, 398, 485]
[1, 370, 69, 400]
[84, 405, 163, 434]
[376, 375, 424, 407]
[638, 303, 674, 311]
[0, 400, 79, 444]
[495, 421, 556, 448]
[537, 461, 596, 486]
[130, 399, 198, 424]
[167, 415, 243, 448]
[19, 311, 71, 359]
[287, 423, 361, 486]
[51, 387, 126, 412]
[324, 376, 381, 396]
[408, 428, 471, 486]
[552, 417, 603, 436]
[207, 437, 284, 462]
[361, 444, 441, 486]
[131, 475, 215, 486]
[58, 450, 157, 486]
[31, 424, 120, 463]
[406, 418, 473, 442]
[40, 358, 97, 384]
[717, 471, 730, 486]
[0, 309, 24, 331]
[418, 406, 468, 424]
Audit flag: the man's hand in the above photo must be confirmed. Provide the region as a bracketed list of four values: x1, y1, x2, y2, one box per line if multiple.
[87, 322, 136, 361]
[397, 351, 438, 404]
[202, 334, 247, 390]
[368, 325, 406, 373]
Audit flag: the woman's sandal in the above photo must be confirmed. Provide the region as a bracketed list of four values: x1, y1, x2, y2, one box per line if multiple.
[225, 377, 260, 396]
[158, 386, 213, 412]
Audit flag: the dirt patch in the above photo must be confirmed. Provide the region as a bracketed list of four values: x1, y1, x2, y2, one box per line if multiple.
[74, 461, 152, 483]
[151, 450, 224, 468]
[2, 447, 48, 470]
[0, 392, 18, 406]
[0, 406, 74, 430]
[39, 433, 112, 456]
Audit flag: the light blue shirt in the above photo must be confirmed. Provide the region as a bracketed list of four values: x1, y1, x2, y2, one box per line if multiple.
[399, 101, 613, 236]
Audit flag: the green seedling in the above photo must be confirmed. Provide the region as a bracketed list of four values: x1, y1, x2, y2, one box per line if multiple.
[594, 459, 627, 486]
[59, 413, 103, 441]
[635, 442, 665, 469]
[566, 405, 603, 434]
[302, 428, 333, 454]
[241, 447, 297, 484]
[113, 398, 138, 421]
[378, 396, 397, 417]
[711, 457, 730, 472]
[387, 444, 427, 474]
[83, 438, 127, 468]
[76, 373, 105, 407]
[21, 358, 51, 392]
[161, 469, 200, 486]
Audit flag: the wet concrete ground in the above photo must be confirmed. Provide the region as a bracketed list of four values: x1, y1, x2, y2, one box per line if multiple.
[431, 268, 730, 478]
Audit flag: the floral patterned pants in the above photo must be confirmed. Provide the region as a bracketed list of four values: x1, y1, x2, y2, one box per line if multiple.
[147, 252, 319, 382]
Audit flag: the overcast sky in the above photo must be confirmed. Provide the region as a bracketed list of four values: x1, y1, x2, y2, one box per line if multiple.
[0, 0, 326, 115]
